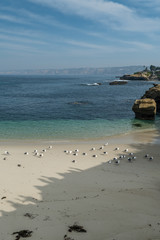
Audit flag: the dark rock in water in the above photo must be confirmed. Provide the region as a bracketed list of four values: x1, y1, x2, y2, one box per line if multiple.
[68, 224, 87, 233]
[132, 98, 156, 120]
[142, 84, 160, 112]
[132, 123, 142, 127]
[12, 230, 33, 240]
[153, 83, 159, 87]
[109, 81, 128, 85]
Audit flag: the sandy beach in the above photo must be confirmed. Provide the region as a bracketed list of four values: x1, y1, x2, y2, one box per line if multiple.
[0, 130, 160, 240]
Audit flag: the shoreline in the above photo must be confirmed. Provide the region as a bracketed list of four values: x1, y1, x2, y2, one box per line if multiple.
[0, 128, 159, 146]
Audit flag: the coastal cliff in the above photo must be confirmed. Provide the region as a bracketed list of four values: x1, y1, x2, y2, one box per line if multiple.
[142, 84, 160, 112]
[120, 72, 149, 81]
[132, 83, 160, 120]
[120, 65, 160, 81]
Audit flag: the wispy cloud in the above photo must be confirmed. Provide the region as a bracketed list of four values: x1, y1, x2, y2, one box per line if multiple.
[0, 6, 107, 43]
[62, 39, 147, 53]
[28, 0, 160, 32]
[122, 40, 154, 50]
[0, 33, 46, 45]
[0, 14, 28, 24]
[0, 42, 42, 54]
[65, 40, 104, 49]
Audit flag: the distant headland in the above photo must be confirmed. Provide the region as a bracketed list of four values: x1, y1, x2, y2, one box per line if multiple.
[120, 65, 160, 81]
[0, 65, 144, 76]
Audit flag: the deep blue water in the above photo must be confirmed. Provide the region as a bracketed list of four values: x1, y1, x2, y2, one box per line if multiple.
[0, 75, 159, 140]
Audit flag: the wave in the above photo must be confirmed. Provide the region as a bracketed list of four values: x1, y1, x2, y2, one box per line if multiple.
[81, 82, 102, 86]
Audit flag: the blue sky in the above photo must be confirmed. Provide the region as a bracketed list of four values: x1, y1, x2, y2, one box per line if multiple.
[0, 0, 160, 71]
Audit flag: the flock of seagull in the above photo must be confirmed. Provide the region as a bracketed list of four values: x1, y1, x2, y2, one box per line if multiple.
[2, 143, 154, 164]
[2, 146, 53, 160]
[63, 143, 154, 165]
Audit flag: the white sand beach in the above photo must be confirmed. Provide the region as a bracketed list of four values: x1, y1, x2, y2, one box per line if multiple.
[0, 130, 160, 240]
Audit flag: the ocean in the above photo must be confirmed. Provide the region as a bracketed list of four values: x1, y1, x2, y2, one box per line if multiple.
[0, 75, 159, 140]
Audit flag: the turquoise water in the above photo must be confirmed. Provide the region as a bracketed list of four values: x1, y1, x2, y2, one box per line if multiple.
[0, 75, 159, 140]
[0, 118, 158, 140]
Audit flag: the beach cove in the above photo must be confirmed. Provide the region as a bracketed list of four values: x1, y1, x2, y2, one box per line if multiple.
[0, 75, 160, 239]
[0, 129, 160, 240]
[2, 0, 160, 238]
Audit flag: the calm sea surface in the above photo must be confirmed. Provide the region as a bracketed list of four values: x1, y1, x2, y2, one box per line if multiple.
[0, 75, 159, 140]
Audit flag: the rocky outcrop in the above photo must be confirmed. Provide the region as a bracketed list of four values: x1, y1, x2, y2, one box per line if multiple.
[120, 73, 149, 81]
[132, 98, 156, 120]
[142, 84, 160, 112]
[109, 81, 128, 85]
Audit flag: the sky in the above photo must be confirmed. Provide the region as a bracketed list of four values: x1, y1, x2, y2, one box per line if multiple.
[0, 0, 160, 71]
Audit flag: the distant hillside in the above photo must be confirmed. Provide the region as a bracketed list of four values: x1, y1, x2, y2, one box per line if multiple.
[0, 65, 145, 76]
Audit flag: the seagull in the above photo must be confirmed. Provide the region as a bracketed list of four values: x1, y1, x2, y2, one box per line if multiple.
[34, 149, 38, 153]
[39, 154, 43, 157]
[99, 146, 104, 150]
[108, 160, 112, 164]
[115, 160, 120, 165]
[113, 157, 117, 160]
[91, 147, 95, 151]
[132, 156, 136, 160]
[72, 160, 76, 163]
[129, 153, 134, 156]
[4, 151, 10, 155]
[24, 152, 29, 155]
[115, 147, 119, 151]
[104, 143, 108, 146]
[64, 150, 69, 154]
[73, 153, 78, 156]
[149, 156, 153, 161]
[83, 153, 87, 156]
[42, 149, 46, 152]
[124, 149, 128, 152]
[103, 152, 108, 155]
[93, 154, 97, 158]
[145, 154, 149, 158]
[128, 157, 132, 162]
[49, 146, 52, 149]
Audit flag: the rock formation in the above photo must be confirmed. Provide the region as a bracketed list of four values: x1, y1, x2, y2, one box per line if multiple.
[120, 73, 149, 81]
[120, 65, 160, 81]
[142, 84, 160, 112]
[132, 98, 156, 120]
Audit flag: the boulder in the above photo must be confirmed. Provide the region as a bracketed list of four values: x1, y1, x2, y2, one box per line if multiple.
[142, 84, 160, 112]
[132, 98, 156, 120]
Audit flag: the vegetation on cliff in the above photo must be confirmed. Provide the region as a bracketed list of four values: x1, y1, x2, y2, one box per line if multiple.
[120, 65, 160, 81]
